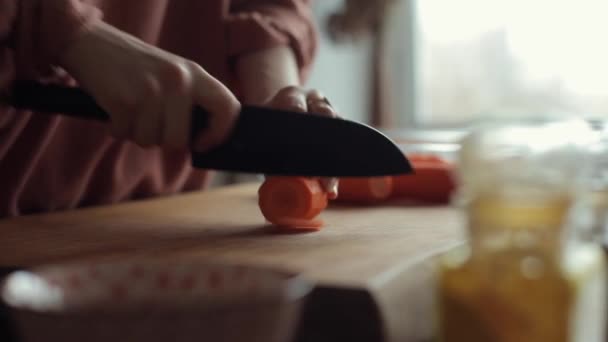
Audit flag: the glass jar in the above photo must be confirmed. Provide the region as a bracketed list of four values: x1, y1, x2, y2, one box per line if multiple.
[575, 122, 608, 245]
[436, 119, 606, 342]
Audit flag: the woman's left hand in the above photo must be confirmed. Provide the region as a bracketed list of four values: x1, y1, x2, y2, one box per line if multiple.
[264, 86, 340, 199]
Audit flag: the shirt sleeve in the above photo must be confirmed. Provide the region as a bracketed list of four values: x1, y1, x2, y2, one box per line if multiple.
[0, 0, 101, 89]
[227, 0, 318, 83]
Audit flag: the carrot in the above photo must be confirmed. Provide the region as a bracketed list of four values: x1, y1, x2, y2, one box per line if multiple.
[258, 177, 328, 230]
[407, 154, 445, 164]
[336, 176, 393, 203]
[269, 217, 324, 230]
[392, 154, 456, 204]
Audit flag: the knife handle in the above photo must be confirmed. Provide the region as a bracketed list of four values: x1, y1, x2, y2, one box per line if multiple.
[6, 80, 209, 141]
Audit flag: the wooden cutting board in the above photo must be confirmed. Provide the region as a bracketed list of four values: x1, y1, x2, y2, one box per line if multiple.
[0, 182, 465, 342]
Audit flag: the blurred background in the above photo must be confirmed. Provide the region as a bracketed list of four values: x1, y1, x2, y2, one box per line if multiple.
[315, 0, 608, 127]
[214, 0, 608, 185]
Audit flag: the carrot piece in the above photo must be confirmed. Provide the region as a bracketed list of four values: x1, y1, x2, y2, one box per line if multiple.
[392, 154, 456, 203]
[407, 154, 444, 164]
[271, 217, 324, 230]
[258, 177, 328, 228]
[337, 176, 393, 203]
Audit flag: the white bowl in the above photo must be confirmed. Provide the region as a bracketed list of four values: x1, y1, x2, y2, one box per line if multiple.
[1, 259, 312, 342]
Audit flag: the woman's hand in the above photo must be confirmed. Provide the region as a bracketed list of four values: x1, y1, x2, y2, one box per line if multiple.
[265, 86, 340, 199]
[58, 22, 241, 152]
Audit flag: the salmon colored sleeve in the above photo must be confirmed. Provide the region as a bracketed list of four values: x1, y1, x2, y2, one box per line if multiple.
[227, 0, 318, 82]
[0, 0, 101, 89]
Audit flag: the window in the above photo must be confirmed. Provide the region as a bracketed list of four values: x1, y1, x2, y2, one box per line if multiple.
[393, 0, 608, 128]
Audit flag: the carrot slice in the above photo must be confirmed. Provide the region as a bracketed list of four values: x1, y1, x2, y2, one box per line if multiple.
[258, 177, 328, 228]
[337, 176, 393, 203]
[271, 217, 324, 230]
[407, 154, 445, 164]
[392, 154, 456, 203]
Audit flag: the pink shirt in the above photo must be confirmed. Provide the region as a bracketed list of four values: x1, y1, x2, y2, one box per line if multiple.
[0, 0, 317, 217]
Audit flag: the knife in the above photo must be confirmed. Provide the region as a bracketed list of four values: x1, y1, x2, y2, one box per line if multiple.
[3, 81, 412, 177]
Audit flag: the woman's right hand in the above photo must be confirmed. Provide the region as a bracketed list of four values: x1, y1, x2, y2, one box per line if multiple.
[58, 22, 241, 152]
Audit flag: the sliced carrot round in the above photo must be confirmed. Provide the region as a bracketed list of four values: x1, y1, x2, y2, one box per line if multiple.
[258, 177, 328, 227]
[337, 176, 393, 203]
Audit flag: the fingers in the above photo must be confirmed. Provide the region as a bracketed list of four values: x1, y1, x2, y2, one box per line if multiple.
[112, 59, 241, 152]
[63, 23, 240, 151]
[162, 62, 193, 150]
[265, 87, 341, 198]
[305, 90, 339, 198]
[321, 177, 339, 199]
[306, 90, 338, 118]
[269, 86, 308, 112]
[189, 63, 241, 152]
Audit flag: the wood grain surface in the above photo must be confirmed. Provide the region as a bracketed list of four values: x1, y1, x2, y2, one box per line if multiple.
[0, 182, 465, 341]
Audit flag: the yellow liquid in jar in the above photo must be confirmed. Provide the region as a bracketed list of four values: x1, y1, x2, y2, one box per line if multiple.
[437, 245, 605, 342]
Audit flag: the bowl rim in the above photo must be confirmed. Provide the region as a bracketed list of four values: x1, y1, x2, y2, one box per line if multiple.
[0, 259, 314, 315]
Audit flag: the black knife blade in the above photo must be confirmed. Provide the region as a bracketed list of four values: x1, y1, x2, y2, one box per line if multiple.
[5, 81, 412, 177]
